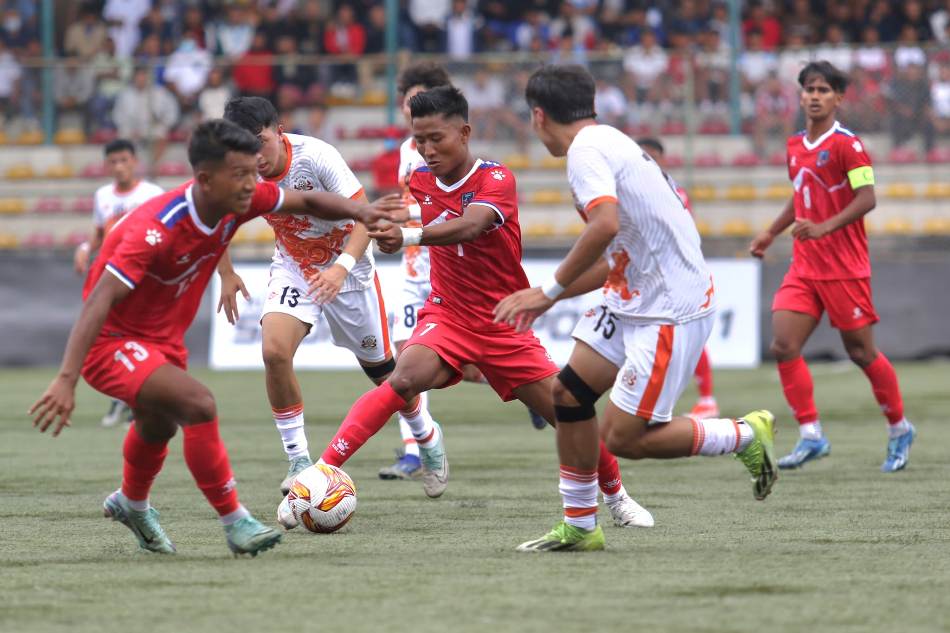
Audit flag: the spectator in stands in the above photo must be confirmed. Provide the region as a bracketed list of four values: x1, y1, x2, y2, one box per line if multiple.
[708, 1, 733, 44]
[209, 5, 256, 59]
[932, 0, 950, 44]
[739, 30, 777, 89]
[0, 37, 20, 123]
[668, 0, 707, 38]
[54, 54, 96, 130]
[14, 38, 40, 125]
[930, 65, 950, 141]
[465, 68, 506, 140]
[623, 29, 667, 103]
[1, 6, 33, 50]
[742, 2, 781, 50]
[164, 36, 213, 117]
[866, 0, 901, 42]
[294, 0, 325, 56]
[894, 25, 928, 70]
[102, 0, 150, 58]
[827, 2, 861, 42]
[446, 0, 478, 60]
[887, 58, 932, 152]
[135, 33, 166, 85]
[324, 4, 366, 87]
[364, 4, 388, 54]
[198, 67, 231, 121]
[752, 71, 796, 156]
[63, 3, 108, 59]
[900, 0, 932, 43]
[306, 102, 335, 143]
[854, 26, 889, 79]
[409, 0, 449, 53]
[845, 67, 887, 132]
[88, 37, 130, 132]
[814, 24, 853, 73]
[273, 34, 316, 106]
[784, 0, 820, 44]
[113, 66, 179, 167]
[695, 27, 729, 117]
[594, 76, 627, 128]
[515, 9, 553, 51]
[232, 31, 275, 100]
[777, 32, 810, 82]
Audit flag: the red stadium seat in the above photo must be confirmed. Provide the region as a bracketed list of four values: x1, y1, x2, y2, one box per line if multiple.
[767, 151, 787, 166]
[155, 161, 190, 177]
[887, 147, 920, 164]
[624, 123, 653, 137]
[23, 231, 56, 248]
[63, 231, 88, 247]
[32, 198, 64, 214]
[90, 128, 118, 145]
[695, 153, 723, 167]
[80, 162, 108, 179]
[664, 154, 685, 168]
[72, 197, 95, 214]
[699, 119, 730, 135]
[926, 147, 950, 164]
[349, 158, 374, 172]
[731, 152, 761, 167]
[660, 121, 686, 135]
[168, 128, 190, 143]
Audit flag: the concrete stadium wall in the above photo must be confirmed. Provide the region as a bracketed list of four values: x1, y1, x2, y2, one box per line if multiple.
[2, 251, 948, 368]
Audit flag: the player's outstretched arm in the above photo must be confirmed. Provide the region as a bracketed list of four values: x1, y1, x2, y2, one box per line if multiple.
[216, 249, 250, 325]
[74, 227, 104, 276]
[494, 202, 619, 332]
[750, 195, 795, 258]
[277, 190, 402, 230]
[307, 201, 372, 305]
[369, 204, 497, 254]
[792, 185, 875, 241]
[29, 273, 132, 436]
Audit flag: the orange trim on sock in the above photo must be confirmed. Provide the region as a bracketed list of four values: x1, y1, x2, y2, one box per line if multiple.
[732, 419, 741, 452]
[690, 419, 703, 456]
[273, 403, 304, 419]
[417, 428, 436, 444]
[564, 506, 598, 518]
[402, 438, 418, 445]
[636, 324, 674, 419]
[559, 465, 598, 483]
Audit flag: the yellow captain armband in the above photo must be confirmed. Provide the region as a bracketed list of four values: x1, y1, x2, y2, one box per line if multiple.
[848, 165, 875, 189]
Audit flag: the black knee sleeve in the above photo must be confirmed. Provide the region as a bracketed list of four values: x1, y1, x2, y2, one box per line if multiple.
[554, 365, 601, 422]
[362, 357, 396, 380]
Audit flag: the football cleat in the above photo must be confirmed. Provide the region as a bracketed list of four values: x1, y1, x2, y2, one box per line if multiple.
[881, 423, 916, 473]
[103, 491, 176, 554]
[735, 410, 778, 501]
[101, 400, 132, 428]
[280, 455, 314, 496]
[225, 516, 282, 557]
[606, 493, 655, 528]
[528, 407, 548, 430]
[418, 421, 448, 498]
[517, 521, 605, 552]
[276, 495, 298, 530]
[777, 437, 831, 470]
[378, 448, 422, 480]
[687, 397, 719, 420]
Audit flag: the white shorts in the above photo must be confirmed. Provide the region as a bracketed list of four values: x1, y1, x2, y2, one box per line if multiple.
[262, 263, 391, 363]
[571, 303, 625, 368]
[391, 280, 430, 344]
[607, 312, 714, 423]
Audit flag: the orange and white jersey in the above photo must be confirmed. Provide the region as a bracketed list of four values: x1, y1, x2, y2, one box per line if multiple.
[567, 124, 714, 324]
[93, 180, 164, 233]
[398, 137, 430, 284]
[264, 132, 372, 293]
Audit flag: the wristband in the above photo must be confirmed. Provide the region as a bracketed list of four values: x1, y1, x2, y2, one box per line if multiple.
[78, 241, 91, 252]
[401, 227, 423, 247]
[541, 276, 565, 300]
[334, 253, 357, 273]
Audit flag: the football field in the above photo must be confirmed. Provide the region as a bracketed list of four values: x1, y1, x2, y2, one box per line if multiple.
[2, 363, 948, 633]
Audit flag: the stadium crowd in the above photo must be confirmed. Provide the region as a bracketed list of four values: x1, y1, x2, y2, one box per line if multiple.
[0, 0, 949, 156]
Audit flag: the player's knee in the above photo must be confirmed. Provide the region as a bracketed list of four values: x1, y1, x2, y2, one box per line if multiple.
[845, 343, 876, 368]
[553, 366, 599, 423]
[603, 426, 647, 460]
[181, 388, 217, 423]
[386, 372, 418, 401]
[261, 337, 294, 370]
[551, 378, 578, 407]
[769, 338, 799, 361]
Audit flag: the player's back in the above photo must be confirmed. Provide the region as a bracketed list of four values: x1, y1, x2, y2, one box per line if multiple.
[408, 159, 528, 330]
[567, 125, 712, 324]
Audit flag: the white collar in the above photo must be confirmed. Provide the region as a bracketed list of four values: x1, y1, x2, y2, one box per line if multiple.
[802, 121, 839, 151]
[435, 159, 483, 192]
[185, 184, 217, 236]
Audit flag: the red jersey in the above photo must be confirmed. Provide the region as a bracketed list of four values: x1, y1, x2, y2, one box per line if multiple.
[786, 121, 874, 279]
[84, 181, 284, 347]
[408, 159, 528, 331]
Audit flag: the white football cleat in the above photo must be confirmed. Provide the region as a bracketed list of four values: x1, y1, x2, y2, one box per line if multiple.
[607, 492, 655, 528]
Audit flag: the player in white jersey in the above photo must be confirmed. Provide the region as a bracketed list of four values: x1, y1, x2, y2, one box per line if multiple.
[218, 97, 435, 494]
[495, 65, 778, 552]
[73, 138, 164, 427]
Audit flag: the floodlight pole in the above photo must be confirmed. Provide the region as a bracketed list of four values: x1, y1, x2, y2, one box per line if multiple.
[385, 0, 398, 125]
[41, 0, 55, 144]
[727, 0, 742, 135]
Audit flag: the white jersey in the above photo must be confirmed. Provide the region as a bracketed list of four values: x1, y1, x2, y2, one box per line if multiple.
[264, 132, 372, 293]
[93, 180, 164, 232]
[567, 124, 714, 324]
[398, 137, 430, 284]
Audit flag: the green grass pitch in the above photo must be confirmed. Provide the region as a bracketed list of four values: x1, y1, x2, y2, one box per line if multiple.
[2, 364, 949, 633]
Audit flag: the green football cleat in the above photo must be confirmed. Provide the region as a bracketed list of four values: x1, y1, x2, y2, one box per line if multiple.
[280, 455, 314, 496]
[735, 410, 778, 500]
[224, 516, 282, 557]
[516, 521, 605, 552]
[102, 491, 176, 554]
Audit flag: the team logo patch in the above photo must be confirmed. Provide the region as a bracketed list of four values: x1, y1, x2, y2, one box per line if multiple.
[852, 141, 863, 153]
[816, 150, 830, 167]
[177, 254, 191, 264]
[361, 335, 377, 350]
[145, 228, 162, 246]
[490, 169, 505, 181]
[621, 367, 637, 387]
[461, 191, 475, 207]
[292, 175, 314, 190]
[790, 156, 797, 167]
[584, 308, 596, 317]
[853, 307, 863, 319]
[422, 194, 433, 205]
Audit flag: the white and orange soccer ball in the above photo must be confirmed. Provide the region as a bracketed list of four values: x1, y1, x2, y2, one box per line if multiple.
[277, 464, 357, 533]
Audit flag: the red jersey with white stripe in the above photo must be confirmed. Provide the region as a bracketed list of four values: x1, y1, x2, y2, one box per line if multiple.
[83, 181, 284, 347]
[786, 121, 874, 279]
[408, 159, 528, 331]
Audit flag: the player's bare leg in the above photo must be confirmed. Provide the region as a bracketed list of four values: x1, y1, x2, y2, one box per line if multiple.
[465, 362, 546, 430]
[261, 312, 314, 493]
[377, 339, 425, 480]
[770, 310, 830, 469]
[839, 325, 914, 472]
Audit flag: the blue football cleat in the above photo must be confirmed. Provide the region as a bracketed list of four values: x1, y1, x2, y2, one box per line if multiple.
[881, 423, 916, 473]
[528, 408, 548, 430]
[378, 449, 422, 480]
[777, 436, 831, 470]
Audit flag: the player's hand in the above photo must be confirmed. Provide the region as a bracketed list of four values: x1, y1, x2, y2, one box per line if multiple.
[29, 375, 77, 437]
[389, 203, 414, 224]
[791, 218, 829, 241]
[73, 243, 90, 276]
[369, 223, 404, 254]
[307, 264, 347, 305]
[217, 270, 250, 325]
[749, 231, 774, 258]
[493, 287, 554, 332]
[357, 194, 404, 230]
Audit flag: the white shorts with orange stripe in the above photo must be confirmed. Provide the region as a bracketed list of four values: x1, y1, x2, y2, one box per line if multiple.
[262, 262, 391, 363]
[609, 313, 714, 423]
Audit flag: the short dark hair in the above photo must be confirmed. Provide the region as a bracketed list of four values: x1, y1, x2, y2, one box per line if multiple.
[223, 96, 279, 135]
[188, 119, 262, 168]
[398, 61, 451, 96]
[798, 61, 850, 93]
[104, 138, 136, 157]
[525, 65, 596, 125]
[409, 85, 468, 122]
[636, 137, 665, 155]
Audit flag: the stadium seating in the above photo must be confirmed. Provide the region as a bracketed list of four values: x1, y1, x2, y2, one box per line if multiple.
[0, 198, 26, 215]
[32, 198, 64, 214]
[53, 129, 86, 145]
[71, 197, 94, 214]
[924, 183, 950, 199]
[923, 218, 950, 234]
[80, 162, 108, 179]
[883, 217, 914, 235]
[155, 161, 190, 177]
[14, 129, 43, 145]
[5, 164, 35, 180]
[887, 147, 920, 164]
[503, 154, 531, 170]
[0, 232, 18, 249]
[724, 184, 758, 201]
[884, 183, 917, 199]
[45, 164, 75, 179]
[720, 218, 754, 237]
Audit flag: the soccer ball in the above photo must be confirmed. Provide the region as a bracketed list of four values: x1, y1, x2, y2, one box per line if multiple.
[277, 464, 357, 533]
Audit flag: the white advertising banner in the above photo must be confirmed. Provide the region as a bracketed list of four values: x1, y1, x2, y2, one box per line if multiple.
[210, 258, 760, 369]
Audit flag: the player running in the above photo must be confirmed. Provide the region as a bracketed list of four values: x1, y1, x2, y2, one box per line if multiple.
[309, 85, 651, 528]
[494, 65, 776, 552]
[378, 63, 547, 482]
[750, 61, 914, 473]
[73, 139, 164, 428]
[29, 119, 399, 556]
[217, 97, 433, 495]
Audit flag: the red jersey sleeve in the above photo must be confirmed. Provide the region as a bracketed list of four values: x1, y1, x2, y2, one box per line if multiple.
[836, 135, 874, 190]
[469, 165, 517, 227]
[104, 220, 166, 290]
[243, 181, 284, 224]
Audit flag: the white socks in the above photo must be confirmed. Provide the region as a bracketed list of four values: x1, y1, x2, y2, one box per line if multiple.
[273, 404, 309, 460]
[799, 420, 823, 441]
[402, 392, 437, 448]
[692, 418, 754, 456]
[219, 504, 251, 526]
[888, 417, 911, 439]
[603, 485, 628, 506]
[398, 418, 420, 457]
[560, 466, 598, 530]
[120, 491, 149, 512]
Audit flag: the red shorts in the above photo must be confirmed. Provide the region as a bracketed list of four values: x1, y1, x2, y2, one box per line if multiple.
[405, 307, 559, 401]
[81, 336, 187, 408]
[772, 270, 879, 331]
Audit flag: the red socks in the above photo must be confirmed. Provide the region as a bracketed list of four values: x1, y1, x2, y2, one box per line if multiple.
[321, 382, 407, 467]
[121, 424, 168, 502]
[181, 419, 240, 516]
[862, 353, 904, 423]
[777, 357, 819, 424]
[597, 441, 623, 495]
[693, 348, 714, 398]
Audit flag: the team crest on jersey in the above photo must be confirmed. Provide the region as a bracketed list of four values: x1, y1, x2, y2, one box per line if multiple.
[790, 156, 797, 167]
[490, 169, 505, 181]
[852, 141, 863, 153]
[221, 219, 236, 243]
[584, 308, 596, 317]
[145, 228, 162, 246]
[621, 366, 637, 387]
[422, 194, 433, 205]
[360, 335, 377, 350]
[816, 150, 830, 167]
[292, 175, 314, 191]
[461, 191, 475, 208]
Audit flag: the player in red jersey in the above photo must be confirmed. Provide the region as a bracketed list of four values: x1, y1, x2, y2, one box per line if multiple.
[750, 61, 914, 473]
[636, 136, 719, 420]
[28, 120, 398, 556]
[310, 86, 652, 528]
